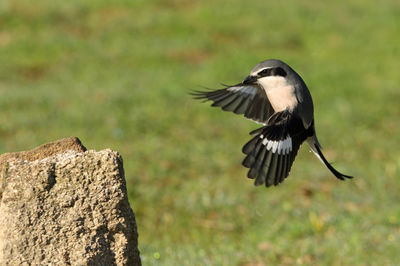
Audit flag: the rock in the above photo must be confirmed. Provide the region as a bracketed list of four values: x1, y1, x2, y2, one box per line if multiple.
[0, 138, 141, 265]
[0, 136, 87, 175]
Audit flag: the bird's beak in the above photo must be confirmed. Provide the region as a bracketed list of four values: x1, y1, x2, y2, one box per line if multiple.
[242, 75, 258, 85]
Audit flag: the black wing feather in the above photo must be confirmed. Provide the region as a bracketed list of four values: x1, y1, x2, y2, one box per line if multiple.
[242, 110, 312, 187]
[191, 84, 273, 124]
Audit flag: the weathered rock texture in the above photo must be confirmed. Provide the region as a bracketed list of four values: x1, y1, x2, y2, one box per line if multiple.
[0, 138, 141, 265]
[0, 137, 87, 174]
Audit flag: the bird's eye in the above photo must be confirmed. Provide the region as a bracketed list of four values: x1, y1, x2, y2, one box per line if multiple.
[258, 67, 287, 77]
[257, 68, 271, 76]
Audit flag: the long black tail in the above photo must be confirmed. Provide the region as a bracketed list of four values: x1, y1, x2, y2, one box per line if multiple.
[313, 143, 353, 180]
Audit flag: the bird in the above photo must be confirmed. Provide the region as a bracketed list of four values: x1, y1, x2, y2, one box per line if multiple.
[191, 59, 352, 187]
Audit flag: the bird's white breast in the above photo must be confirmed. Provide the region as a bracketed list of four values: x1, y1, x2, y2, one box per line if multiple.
[257, 76, 298, 112]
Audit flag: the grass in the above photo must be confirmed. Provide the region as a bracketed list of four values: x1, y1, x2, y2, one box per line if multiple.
[1, 0, 400, 264]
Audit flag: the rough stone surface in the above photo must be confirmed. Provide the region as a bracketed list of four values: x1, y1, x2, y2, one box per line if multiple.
[0, 136, 86, 174]
[0, 142, 141, 265]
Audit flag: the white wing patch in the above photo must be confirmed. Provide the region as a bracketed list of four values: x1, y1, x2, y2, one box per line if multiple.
[260, 135, 292, 155]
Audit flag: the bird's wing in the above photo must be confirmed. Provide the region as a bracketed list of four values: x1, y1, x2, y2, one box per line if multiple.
[242, 110, 312, 187]
[191, 84, 273, 124]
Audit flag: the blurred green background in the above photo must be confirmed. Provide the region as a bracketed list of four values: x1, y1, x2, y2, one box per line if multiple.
[1, 0, 399, 264]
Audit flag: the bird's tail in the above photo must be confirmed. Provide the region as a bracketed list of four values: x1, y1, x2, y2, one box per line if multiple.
[307, 135, 323, 163]
[307, 135, 353, 180]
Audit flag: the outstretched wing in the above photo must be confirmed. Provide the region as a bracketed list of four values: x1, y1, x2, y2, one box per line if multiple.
[242, 110, 313, 187]
[191, 84, 273, 124]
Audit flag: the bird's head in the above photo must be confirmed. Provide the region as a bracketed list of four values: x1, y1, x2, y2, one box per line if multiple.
[242, 59, 291, 89]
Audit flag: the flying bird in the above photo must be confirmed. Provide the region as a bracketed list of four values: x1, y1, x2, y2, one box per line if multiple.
[192, 59, 352, 187]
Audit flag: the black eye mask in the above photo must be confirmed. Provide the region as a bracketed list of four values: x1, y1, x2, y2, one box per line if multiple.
[258, 67, 287, 77]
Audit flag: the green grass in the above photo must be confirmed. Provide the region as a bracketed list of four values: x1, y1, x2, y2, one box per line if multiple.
[1, 0, 400, 264]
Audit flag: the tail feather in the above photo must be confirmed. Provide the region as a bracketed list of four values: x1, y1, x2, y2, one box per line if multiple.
[307, 136, 353, 180]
